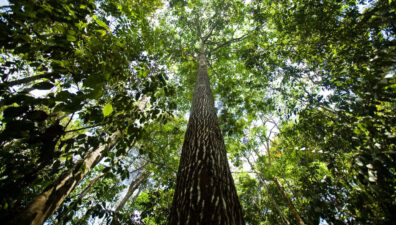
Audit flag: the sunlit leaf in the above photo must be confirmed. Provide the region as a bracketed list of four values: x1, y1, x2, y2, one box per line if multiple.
[103, 103, 113, 117]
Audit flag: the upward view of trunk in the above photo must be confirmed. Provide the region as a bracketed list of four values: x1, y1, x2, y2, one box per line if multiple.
[169, 45, 244, 225]
[9, 132, 119, 225]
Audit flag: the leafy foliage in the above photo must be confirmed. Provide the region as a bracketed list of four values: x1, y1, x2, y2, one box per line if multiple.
[0, 0, 170, 222]
[0, 0, 395, 224]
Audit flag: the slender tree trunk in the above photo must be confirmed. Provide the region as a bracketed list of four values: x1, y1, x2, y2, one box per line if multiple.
[263, 131, 305, 225]
[112, 171, 149, 224]
[9, 132, 119, 225]
[270, 195, 291, 225]
[131, 188, 142, 204]
[245, 157, 291, 225]
[273, 177, 305, 225]
[169, 44, 244, 225]
[55, 151, 138, 225]
[259, 178, 290, 225]
[55, 173, 104, 225]
[77, 173, 105, 202]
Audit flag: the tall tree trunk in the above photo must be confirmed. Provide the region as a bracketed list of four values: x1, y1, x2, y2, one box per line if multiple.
[112, 171, 149, 224]
[270, 195, 291, 225]
[273, 177, 305, 225]
[169, 45, 244, 225]
[9, 132, 119, 225]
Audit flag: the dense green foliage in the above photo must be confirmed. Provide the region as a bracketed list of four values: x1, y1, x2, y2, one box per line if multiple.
[0, 0, 395, 224]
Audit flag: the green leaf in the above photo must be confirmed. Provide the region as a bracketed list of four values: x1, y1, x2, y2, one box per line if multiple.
[103, 103, 113, 117]
[96, 29, 107, 37]
[93, 15, 109, 31]
[66, 34, 76, 42]
[86, 88, 103, 99]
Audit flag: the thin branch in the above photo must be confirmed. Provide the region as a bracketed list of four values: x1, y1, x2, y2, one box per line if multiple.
[55, 173, 105, 224]
[243, 155, 291, 225]
[209, 33, 250, 54]
[131, 188, 142, 203]
[194, 16, 203, 40]
[203, 18, 220, 43]
[65, 124, 101, 133]
[64, 113, 75, 131]
[112, 171, 149, 225]
[2, 73, 55, 87]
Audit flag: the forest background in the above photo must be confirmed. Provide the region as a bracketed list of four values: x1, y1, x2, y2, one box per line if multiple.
[0, 0, 395, 224]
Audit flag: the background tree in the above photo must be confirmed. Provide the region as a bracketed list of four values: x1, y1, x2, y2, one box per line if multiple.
[0, 0, 171, 224]
[237, 0, 396, 224]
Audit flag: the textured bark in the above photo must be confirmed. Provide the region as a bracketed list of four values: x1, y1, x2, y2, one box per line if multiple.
[9, 132, 119, 225]
[273, 177, 305, 225]
[169, 46, 244, 225]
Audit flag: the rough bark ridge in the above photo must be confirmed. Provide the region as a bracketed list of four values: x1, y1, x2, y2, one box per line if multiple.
[169, 47, 244, 225]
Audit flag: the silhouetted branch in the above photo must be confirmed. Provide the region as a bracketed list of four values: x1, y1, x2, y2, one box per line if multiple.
[209, 33, 250, 54]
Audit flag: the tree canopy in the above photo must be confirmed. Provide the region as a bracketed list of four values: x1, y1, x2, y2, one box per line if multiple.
[0, 0, 395, 224]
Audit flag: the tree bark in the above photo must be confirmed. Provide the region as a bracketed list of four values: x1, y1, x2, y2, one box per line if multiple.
[9, 132, 119, 225]
[168, 45, 244, 225]
[273, 177, 305, 225]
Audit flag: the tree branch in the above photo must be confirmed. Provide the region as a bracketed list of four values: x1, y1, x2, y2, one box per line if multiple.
[65, 124, 101, 133]
[203, 17, 220, 43]
[194, 16, 203, 40]
[64, 113, 75, 131]
[209, 33, 250, 54]
[2, 73, 56, 87]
